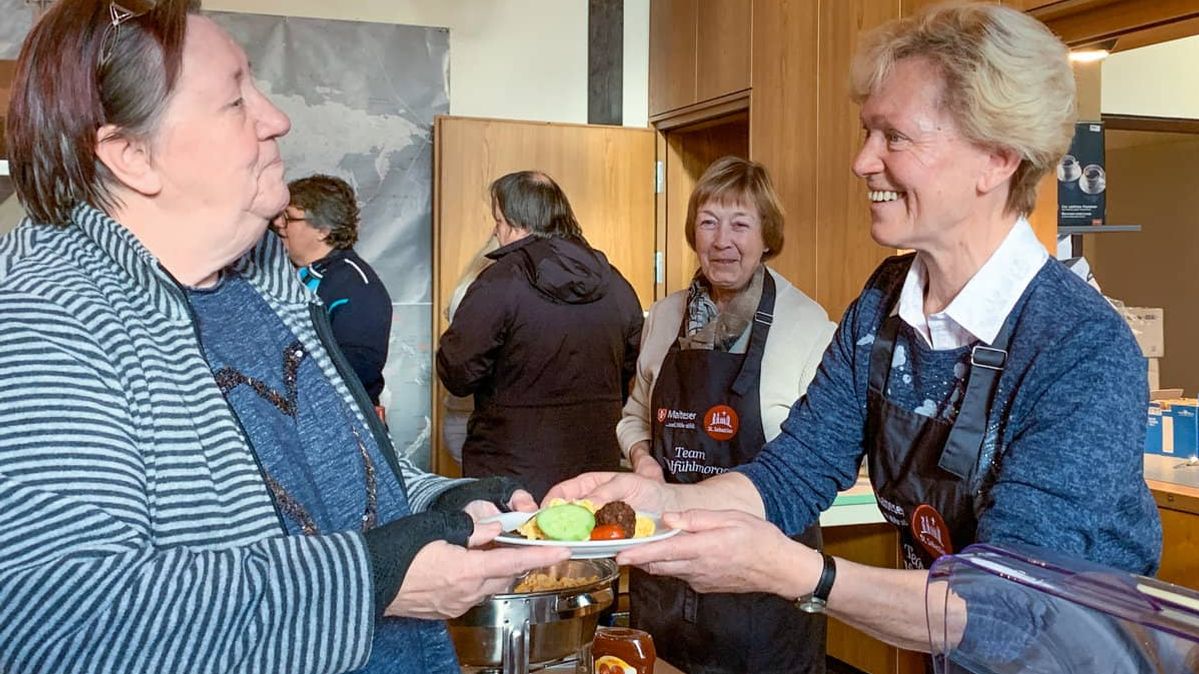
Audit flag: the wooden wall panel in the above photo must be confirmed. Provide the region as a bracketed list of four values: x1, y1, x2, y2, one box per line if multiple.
[695, 0, 752, 103]
[661, 118, 750, 295]
[1032, 0, 1199, 47]
[432, 116, 656, 474]
[815, 1, 901, 321]
[649, 0, 697, 116]
[824, 523, 925, 674]
[749, 0, 820, 298]
[1156, 504, 1199, 590]
[1006, 0, 1061, 9]
[0, 60, 15, 159]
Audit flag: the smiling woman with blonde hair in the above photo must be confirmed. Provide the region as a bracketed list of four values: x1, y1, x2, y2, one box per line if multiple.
[551, 1, 1160, 660]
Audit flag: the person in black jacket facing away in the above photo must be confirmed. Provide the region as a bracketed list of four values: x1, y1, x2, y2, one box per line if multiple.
[437, 171, 644, 500]
[274, 174, 392, 412]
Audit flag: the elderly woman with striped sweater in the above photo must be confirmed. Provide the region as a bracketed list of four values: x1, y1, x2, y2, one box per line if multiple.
[0, 2, 566, 673]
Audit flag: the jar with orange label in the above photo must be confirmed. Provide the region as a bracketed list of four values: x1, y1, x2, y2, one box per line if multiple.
[588, 627, 655, 674]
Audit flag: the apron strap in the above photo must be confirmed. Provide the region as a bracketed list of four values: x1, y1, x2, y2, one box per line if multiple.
[937, 310, 1018, 479]
[868, 314, 903, 394]
[730, 271, 777, 397]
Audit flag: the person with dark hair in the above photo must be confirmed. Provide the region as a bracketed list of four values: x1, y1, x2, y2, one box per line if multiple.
[0, 2, 566, 673]
[275, 174, 393, 410]
[436, 170, 644, 500]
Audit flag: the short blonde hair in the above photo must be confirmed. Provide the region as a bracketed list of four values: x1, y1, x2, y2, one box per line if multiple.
[850, 2, 1076, 216]
[685, 156, 784, 260]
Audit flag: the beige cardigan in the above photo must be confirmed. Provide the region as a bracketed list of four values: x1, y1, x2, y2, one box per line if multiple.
[616, 267, 836, 454]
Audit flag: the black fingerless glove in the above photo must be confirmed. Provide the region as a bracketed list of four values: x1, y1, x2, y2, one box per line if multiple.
[363, 510, 473, 619]
[431, 476, 524, 514]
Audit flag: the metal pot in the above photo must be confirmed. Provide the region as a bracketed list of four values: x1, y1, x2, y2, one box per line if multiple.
[449, 558, 618, 673]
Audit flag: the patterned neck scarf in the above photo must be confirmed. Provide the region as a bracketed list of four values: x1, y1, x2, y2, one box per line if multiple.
[679, 265, 765, 352]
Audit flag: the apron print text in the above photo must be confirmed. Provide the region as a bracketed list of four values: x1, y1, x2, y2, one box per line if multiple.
[665, 446, 727, 476]
[657, 407, 698, 430]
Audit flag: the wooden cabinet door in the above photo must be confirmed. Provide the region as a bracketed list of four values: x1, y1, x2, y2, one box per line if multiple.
[749, 0, 821, 301]
[696, 0, 752, 102]
[814, 0, 905, 321]
[649, 0, 698, 116]
[432, 116, 656, 475]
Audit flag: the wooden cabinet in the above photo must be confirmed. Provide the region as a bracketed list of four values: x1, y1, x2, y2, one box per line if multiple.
[1028, 0, 1199, 46]
[648, 0, 1196, 317]
[1149, 481, 1199, 590]
[649, 0, 696, 117]
[651, 0, 934, 318]
[695, 0, 752, 103]
[823, 524, 926, 674]
[648, 0, 750, 117]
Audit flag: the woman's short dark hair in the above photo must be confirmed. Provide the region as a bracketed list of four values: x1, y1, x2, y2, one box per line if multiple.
[685, 156, 785, 261]
[489, 171, 584, 242]
[6, 0, 199, 225]
[287, 174, 361, 249]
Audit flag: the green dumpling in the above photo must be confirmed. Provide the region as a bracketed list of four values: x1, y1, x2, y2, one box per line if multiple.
[535, 504, 596, 541]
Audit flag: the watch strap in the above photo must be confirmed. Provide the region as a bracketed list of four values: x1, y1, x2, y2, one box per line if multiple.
[797, 553, 837, 614]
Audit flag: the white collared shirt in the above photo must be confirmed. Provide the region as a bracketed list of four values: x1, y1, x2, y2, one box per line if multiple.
[898, 218, 1048, 350]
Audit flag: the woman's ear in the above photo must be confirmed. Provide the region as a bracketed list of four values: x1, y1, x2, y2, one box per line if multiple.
[978, 145, 1021, 196]
[94, 124, 162, 196]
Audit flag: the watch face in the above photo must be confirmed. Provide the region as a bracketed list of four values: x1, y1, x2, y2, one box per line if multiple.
[797, 597, 827, 614]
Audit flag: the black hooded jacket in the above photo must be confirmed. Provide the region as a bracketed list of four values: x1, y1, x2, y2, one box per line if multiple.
[436, 235, 644, 499]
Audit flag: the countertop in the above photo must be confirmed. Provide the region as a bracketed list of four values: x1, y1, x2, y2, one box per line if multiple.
[817, 454, 1199, 527]
[822, 476, 885, 527]
[1145, 453, 1199, 492]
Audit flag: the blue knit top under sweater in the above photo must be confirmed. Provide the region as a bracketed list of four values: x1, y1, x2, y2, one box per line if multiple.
[738, 255, 1162, 576]
[187, 274, 458, 674]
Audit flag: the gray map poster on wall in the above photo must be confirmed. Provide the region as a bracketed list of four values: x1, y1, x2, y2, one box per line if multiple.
[208, 12, 450, 472]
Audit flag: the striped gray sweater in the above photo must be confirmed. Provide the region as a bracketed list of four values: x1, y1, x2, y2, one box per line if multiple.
[0, 204, 468, 673]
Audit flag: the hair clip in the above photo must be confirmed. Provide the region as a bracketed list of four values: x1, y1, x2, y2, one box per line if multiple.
[98, 0, 155, 69]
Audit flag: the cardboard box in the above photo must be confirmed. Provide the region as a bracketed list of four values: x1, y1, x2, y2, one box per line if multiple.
[1146, 403, 1165, 454]
[1145, 394, 1199, 457]
[1057, 121, 1106, 226]
[1173, 401, 1199, 457]
[1127, 307, 1165, 358]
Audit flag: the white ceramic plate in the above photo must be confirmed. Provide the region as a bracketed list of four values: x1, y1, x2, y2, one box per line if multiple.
[484, 510, 681, 559]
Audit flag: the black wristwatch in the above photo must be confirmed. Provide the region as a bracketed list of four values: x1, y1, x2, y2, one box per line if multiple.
[797, 554, 837, 614]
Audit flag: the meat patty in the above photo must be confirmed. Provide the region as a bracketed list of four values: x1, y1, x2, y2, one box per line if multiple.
[595, 501, 637, 538]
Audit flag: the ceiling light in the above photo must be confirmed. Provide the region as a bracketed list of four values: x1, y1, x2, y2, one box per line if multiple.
[1069, 49, 1111, 63]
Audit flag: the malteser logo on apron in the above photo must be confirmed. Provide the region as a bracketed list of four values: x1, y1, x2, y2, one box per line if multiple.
[703, 404, 739, 441]
[658, 408, 698, 430]
[910, 503, 953, 559]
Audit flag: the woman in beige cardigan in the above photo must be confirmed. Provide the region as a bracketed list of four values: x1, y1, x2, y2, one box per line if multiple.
[615, 156, 835, 673]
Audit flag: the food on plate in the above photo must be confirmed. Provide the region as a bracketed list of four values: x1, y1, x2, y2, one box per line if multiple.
[595, 501, 636, 538]
[535, 503, 596, 541]
[513, 498, 657, 541]
[512, 572, 599, 593]
[589, 524, 625, 541]
[633, 513, 655, 538]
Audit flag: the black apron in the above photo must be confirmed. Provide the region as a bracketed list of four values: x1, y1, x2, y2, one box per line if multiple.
[631, 273, 826, 674]
[866, 279, 1015, 571]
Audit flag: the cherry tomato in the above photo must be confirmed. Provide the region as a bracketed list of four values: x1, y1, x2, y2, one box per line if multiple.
[590, 524, 626, 540]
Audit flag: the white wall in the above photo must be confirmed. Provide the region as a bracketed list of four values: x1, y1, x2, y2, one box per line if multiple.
[203, 0, 650, 128]
[1102, 34, 1199, 119]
